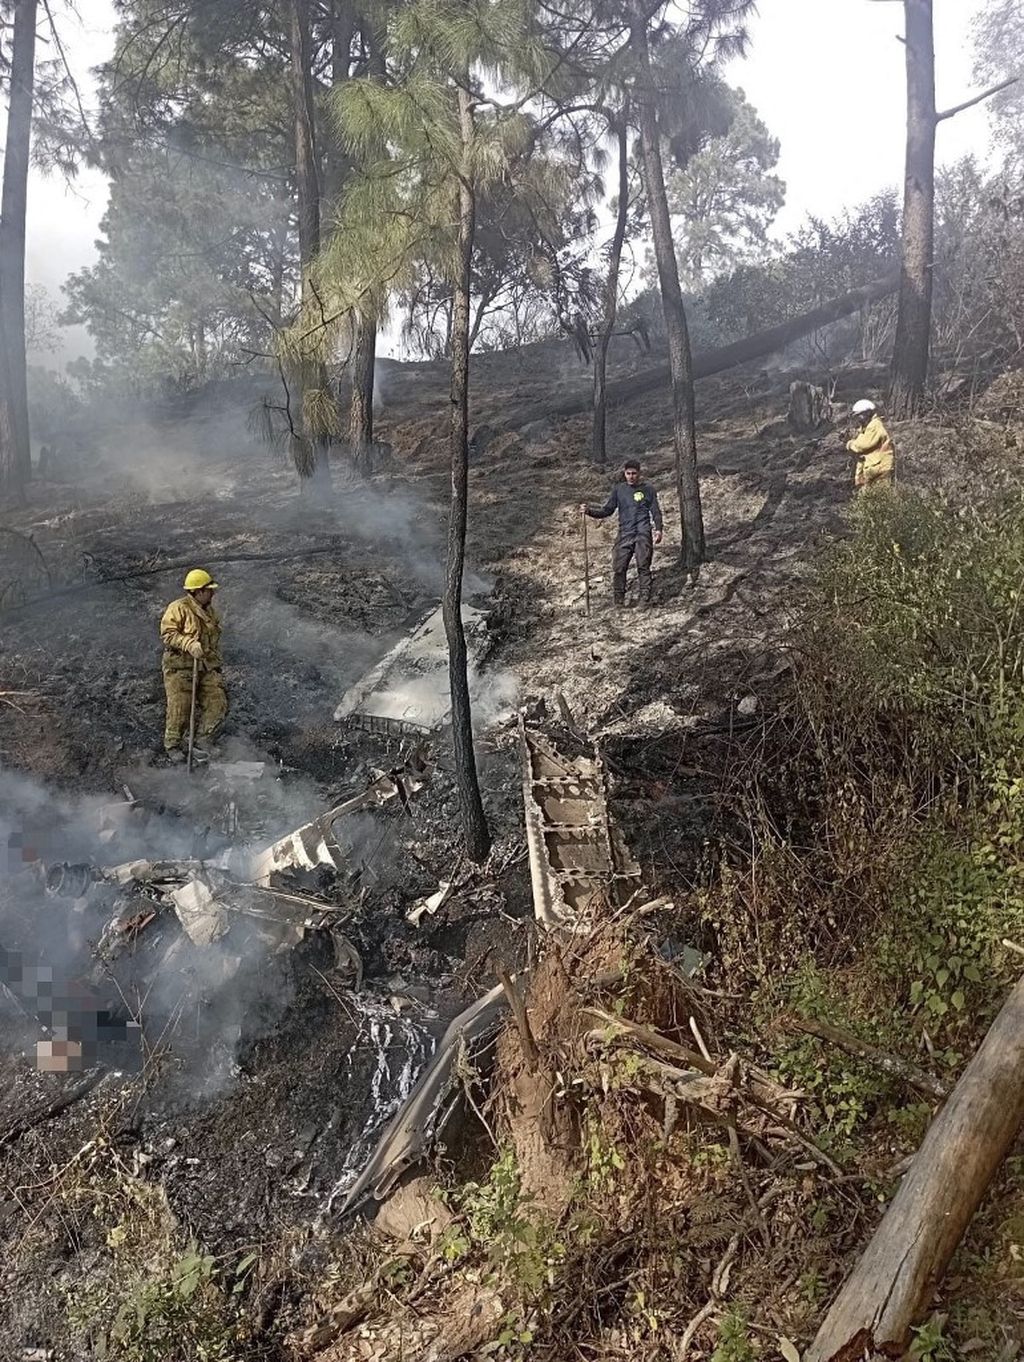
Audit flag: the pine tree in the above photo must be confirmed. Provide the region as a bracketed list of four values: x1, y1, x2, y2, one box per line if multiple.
[0, 0, 38, 503]
[307, 0, 556, 862]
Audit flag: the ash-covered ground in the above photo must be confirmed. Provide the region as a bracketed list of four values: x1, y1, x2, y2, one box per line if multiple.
[0, 331, 972, 1357]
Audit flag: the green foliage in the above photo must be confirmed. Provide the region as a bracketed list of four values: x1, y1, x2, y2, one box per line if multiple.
[772, 962, 888, 1143]
[712, 1307, 756, 1362]
[583, 1111, 626, 1193]
[451, 1148, 565, 1298]
[665, 84, 785, 288]
[796, 491, 1024, 1041]
[909, 1314, 957, 1362]
[702, 191, 899, 346]
[805, 492, 1024, 764]
[102, 1245, 235, 1362]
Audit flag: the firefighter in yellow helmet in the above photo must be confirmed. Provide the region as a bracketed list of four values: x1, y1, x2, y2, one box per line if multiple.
[846, 399, 896, 493]
[159, 569, 227, 764]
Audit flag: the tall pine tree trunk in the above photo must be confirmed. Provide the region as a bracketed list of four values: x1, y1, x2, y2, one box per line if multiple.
[350, 314, 376, 470]
[445, 83, 490, 865]
[631, 5, 705, 573]
[0, 0, 37, 503]
[348, 14, 382, 473]
[593, 113, 630, 467]
[890, 0, 937, 419]
[288, 0, 331, 490]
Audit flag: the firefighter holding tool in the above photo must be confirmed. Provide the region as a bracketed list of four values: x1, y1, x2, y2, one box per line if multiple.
[159, 569, 227, 763]
[845, 399, 896, 493]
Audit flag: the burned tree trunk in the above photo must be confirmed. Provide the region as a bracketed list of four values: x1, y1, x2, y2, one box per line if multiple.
[288, 0, 332, 491]
[445, 84, 491, 865]
[890, 0, 937, 419]
[807, 973, 1024, 1362]
[0, 0, 37, 503]
[593, 112, 630, 468]
[631, 4, 704, 574]
[788, 381, 831, 432]
[350, 314, 376, 471]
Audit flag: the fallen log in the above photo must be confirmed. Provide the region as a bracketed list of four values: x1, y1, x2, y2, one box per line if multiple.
[0, 544, 349, 620]
[806, 973, 1024, 1362]
[501, 272, 900, 434]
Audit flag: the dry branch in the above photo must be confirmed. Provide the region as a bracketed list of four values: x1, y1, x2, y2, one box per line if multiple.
[789, 1016, 949, 1102]
[0, 544, 347, 619]
[498, 969, 540, 1074]
[806, 973, 1024, 1362]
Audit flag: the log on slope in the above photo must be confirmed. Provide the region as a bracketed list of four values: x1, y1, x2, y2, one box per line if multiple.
[501, 273, 899, 434]
[806, 973, 1024, 1362]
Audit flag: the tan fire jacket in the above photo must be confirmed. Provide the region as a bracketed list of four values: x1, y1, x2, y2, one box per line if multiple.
[847, 415, 895, 485]
[160, 595, 223, 672]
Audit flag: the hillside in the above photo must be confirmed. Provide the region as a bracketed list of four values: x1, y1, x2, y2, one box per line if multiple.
[1, 336, 1024, 1362]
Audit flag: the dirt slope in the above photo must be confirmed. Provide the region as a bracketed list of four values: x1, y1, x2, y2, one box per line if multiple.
[0, 334, 941, 1359]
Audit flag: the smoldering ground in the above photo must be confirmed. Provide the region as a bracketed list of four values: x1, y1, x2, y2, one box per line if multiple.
[0, 760, 343, 1092]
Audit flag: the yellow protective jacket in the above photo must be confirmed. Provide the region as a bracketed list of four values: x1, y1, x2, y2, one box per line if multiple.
[846, 415, 895, 475]
[160, 595, 223, 672]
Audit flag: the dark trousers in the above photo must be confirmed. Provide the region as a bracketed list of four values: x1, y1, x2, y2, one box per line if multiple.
[612, 533, 653, 603]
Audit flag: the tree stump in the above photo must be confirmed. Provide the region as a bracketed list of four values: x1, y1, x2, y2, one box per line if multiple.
[788, 380, 831, 432]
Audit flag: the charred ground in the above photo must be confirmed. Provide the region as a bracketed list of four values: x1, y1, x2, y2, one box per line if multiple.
[1, 336, 1022, 1360]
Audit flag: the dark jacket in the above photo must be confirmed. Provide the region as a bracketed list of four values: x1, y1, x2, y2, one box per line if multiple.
[587, 481, 663, 539]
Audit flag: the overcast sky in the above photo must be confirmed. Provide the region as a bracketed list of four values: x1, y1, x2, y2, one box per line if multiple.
[24, 0, 997, 363]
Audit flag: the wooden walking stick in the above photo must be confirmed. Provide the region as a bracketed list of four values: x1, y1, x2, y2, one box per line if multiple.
[186, 656, 199, 774]
[582, 509, 592, 618]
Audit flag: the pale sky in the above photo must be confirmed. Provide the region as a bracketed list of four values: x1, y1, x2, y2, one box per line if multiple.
[22, 0, 998, 364]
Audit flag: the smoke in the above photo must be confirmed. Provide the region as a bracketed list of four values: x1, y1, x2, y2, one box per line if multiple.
[471, 667, 519, 732]
[0, 759, 334, 1087]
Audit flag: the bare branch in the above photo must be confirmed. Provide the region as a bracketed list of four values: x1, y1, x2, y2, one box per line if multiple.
[937, 76, 1019, 124]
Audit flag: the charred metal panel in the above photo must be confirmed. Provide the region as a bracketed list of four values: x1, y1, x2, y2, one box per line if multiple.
[335, 602, 491, 734]
[519, 717, 642, 931]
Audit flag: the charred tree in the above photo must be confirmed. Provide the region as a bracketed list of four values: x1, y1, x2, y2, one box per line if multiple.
[890, 0, 936, 419]
[807, 972, 1024, 1361]
[0, 0, 38, 503]
[288, 0, 331, 489]
[350, 314, 376, 469]
[592, 111, 630, 468]
[630, 2, 704, 574]
[347, 14, 383, 472]
[888, 0, 1017, 417]
[445, 83, 491, 865]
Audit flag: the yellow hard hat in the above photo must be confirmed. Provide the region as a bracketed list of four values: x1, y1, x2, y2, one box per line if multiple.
[184, 568, 218, 592]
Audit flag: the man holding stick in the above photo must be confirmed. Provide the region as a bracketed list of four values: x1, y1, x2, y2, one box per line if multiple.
[159, 569, 227, 764]
[580, 459, 664, 609]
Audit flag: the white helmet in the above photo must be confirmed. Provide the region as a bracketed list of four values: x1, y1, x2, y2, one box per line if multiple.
[852, 399, 877, 415]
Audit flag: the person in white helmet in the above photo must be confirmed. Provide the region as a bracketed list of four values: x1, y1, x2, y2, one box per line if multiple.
[845, 399, 895, 493]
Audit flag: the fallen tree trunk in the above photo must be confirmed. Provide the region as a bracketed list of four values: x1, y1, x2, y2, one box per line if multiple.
[502, 273, 899, 434]
[806, 974, 1024, 1362]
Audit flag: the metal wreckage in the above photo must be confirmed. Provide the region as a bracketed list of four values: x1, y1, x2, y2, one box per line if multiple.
[4, 603, 664, 1225]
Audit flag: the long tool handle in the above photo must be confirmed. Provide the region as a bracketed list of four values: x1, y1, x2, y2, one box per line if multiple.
[582, 510, 591, 618]
[187, 656, 199, 774]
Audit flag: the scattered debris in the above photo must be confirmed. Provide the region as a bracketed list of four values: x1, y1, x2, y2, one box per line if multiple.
[332, 982, 508, 1218]
[334, 602, 491, 734]
[248, 750, 432, 884]
[170, 875, 231, 946]
[519, 715, 642, 931]
[406, 877, 455, 927]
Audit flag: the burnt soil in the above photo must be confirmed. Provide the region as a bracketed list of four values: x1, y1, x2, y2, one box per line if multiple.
[0, 333, 966, 1358]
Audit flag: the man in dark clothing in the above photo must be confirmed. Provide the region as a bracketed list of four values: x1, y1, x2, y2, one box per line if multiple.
[580, 459, 664, 608]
